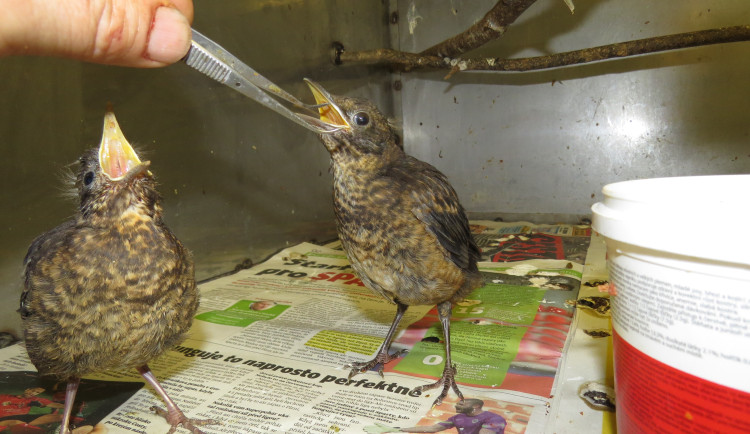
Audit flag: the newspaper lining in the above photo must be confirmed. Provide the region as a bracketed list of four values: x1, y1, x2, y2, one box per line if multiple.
[0, 221, 611, 434]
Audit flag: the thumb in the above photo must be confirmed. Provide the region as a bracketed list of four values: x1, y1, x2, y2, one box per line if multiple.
[0, 0, 194, 67]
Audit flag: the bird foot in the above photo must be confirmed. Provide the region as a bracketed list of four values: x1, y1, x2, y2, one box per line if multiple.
[412, 364, 464, 407]
[150, 406, 220, 434]
[345, 349, 407, 379]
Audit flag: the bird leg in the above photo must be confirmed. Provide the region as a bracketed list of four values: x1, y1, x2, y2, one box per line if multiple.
[137, 365, 219, 434]
[346, 302, 408, 379]
[412, 301, 465, 407]
[58, 378, 80, 434]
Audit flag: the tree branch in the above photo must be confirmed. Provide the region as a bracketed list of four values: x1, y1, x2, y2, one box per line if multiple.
[419, 0, 539, 58]
[338, 26, 750, 76]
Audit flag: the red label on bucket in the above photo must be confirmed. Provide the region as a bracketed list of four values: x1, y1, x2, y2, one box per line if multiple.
[614, 330, 750, 433]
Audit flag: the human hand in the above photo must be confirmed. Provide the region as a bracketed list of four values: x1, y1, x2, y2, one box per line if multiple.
[0, 0, 193, 67]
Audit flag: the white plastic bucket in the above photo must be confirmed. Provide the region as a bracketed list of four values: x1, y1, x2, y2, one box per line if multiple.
[592, 175, 750, 434]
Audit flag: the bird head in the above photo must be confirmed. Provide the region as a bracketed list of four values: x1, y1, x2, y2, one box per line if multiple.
[77, 109, 160, 221]
[302, 79, 401, 171]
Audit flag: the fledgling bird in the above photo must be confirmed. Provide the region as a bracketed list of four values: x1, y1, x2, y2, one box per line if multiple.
[20, 110, 217, 434]
[302, 80, 484, 406]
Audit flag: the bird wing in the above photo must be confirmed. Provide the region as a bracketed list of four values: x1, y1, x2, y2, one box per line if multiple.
[20, 221, 75, 317]
[390, 158, 480, 272]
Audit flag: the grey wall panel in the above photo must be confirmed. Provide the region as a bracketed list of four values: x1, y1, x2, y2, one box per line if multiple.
[0, 0, 392, 336]
[395, 0, 750, 214]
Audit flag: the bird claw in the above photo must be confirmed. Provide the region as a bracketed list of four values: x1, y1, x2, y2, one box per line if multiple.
[150, 405, 220, 434]
[345, 361, 375, 380]
[412, 364, 464, 407]
[344, 349, 408, 379]
[392, 348, 408, 358]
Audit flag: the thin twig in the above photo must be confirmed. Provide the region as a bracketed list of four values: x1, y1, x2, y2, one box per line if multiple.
[458, 25, 750, 72]
[419, 0, 539, 58]
[338, 26, 750, 76]
[339, 49, 443, 70]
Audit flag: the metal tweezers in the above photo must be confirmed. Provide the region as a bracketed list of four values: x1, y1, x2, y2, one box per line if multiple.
[183, 29, 334, 133]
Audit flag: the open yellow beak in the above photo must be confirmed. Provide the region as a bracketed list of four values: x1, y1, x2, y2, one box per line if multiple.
[304, 79, 350, 130]
[98, 110, 148, 180]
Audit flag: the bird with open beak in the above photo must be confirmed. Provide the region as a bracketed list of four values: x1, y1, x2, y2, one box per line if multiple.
[20, 110, 217, 433]
[302, 79, 484, 406]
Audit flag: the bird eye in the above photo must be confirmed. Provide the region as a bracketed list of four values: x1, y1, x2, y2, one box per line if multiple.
[83, 171, 95, 186]
[353, 112, 369, 126]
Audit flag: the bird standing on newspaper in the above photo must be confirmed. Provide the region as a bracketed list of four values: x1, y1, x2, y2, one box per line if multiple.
[302, 80, 483, 406]
[20, 110, 217, 434]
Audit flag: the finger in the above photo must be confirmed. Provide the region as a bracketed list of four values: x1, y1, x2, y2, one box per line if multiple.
[0, 0, 193, 67]
[170, 0, 194, 23]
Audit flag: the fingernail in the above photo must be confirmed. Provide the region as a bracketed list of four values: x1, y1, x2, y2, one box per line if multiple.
[146, 7, 191, 64]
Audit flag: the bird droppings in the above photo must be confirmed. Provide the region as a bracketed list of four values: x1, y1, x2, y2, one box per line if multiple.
[578, 382, 616, 412]
[283, 252, 308, 263]
[576, 296, 611, 316]
[504, 262, 538, 276]
[407, 2, 423, 34]
[583, 279, 609, 287]
[583, 329, 611, 338]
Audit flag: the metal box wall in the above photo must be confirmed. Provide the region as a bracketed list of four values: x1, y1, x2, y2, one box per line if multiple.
[394, 0, 750, 215]
[0, 0, 393, 336]
[1, 0, 749, 338]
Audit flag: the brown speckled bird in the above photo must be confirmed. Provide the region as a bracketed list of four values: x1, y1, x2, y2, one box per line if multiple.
[302, 80, 483, 406]
[20, 110, 216, 434]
